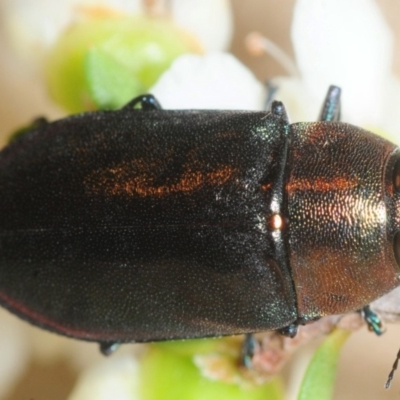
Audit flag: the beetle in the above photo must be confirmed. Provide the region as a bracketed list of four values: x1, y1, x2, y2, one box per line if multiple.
[0, 86, 400, 358]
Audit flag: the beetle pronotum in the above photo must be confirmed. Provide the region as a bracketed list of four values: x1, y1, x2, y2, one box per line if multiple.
[1, 86, 400, 383]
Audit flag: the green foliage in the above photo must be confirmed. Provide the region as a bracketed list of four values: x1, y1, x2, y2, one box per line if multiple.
[45, 16, 200, 112]
[298, 329, 350, 400]
[140, 339, 285, 400]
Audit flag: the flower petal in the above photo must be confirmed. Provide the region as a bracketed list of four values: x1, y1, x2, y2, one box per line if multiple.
[171, 0, 233, 51]
[150, 53, 265, 110]
[0, 310, 31, 399]
[292, 0, 393, 126]
[0, 0, 142, 62]
[68, 355, 140, 400]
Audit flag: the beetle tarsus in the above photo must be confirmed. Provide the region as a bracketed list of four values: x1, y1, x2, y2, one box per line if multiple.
[361, 305, 384, 336]
[122, 94, 162, 110]
[270, 100, 289, 123]
[99, 341, 121, 356]
[319, 85, 341, 122]
[241, 333, 260, 368]
[277, 323, 298, 338]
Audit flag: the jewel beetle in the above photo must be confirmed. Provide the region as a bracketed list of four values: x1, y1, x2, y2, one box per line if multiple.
[0, 86, 400, 356]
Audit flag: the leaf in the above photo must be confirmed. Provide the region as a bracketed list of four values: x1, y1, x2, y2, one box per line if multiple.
[85, 47, 144, 110]
[297, 329, 350, 400]
[140, 340, 285, 400]
[45, 16, 200, 112]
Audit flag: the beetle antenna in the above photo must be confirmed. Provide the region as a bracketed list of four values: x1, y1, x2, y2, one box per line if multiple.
[386, 349, 400, 389]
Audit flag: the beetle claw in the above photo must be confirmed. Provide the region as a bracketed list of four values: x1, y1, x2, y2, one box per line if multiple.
[99, 341, 121, 356]
[277, 323, 298, 338]
[122, 94, 162, 110]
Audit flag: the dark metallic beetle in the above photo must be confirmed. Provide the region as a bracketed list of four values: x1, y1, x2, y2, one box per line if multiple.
[1, 86, 400, 356]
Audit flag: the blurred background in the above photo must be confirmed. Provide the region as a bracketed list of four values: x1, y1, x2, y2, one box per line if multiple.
[1, 1, 400, 399]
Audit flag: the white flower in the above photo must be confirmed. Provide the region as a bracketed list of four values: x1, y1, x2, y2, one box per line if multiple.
[0, 310, 31, 399]
[263, 0, 400, 147]
[150, 53, 266, 110]
[68, 355, 141, 400]
[292, 0, 393, 125]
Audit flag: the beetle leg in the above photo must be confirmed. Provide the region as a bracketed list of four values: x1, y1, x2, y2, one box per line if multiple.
[241, 333, 260, 368]
[277, 322, 298, 338]
[99, 341, 121, 356]
[361, 305, 384, 336]
[319, 85, 341, 122]
[270, 100, 289, 124]
[122, 94, 162, 110]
